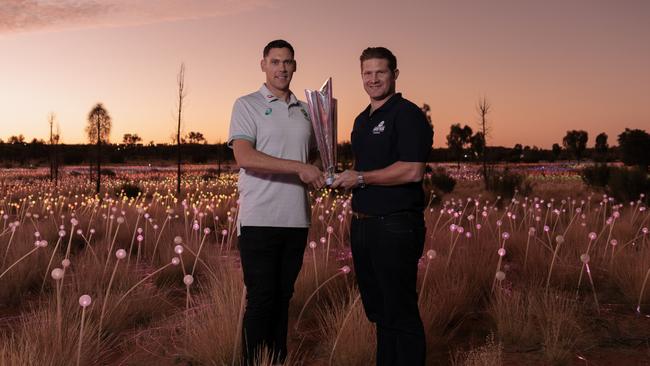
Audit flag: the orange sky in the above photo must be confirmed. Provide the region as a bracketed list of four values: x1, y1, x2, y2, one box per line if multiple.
[1, 0, 648, 148]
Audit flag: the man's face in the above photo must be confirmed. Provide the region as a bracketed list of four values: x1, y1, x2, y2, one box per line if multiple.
[361, 58, 398, 101]
[261, 47, 296, 93]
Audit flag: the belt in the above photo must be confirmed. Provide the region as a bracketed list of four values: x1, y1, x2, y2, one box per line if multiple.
[351, 210, 419, 220]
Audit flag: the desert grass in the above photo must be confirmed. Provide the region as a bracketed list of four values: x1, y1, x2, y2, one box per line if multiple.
[0, 166, 648, 365]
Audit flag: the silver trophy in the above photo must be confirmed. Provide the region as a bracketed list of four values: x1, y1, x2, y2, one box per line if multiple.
[305, 78, 337, 186]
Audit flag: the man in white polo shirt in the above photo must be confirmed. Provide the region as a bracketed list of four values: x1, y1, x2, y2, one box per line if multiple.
[228, 39, 324, 364]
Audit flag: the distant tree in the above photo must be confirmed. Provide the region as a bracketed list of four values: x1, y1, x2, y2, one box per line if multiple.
[618, 128, 650, 170]
[122, 133, 142, 147]
[175, 63, 187, 195]
[476, 97, 491, 187]
[470, 132, 485, 159]
[48, 112, 60, 184]
[185, 131, 206, 145]
[446, 123, 473, 168]
[86, 103, 112, 194]
[513, 144, 523, 161]
[8, 135, 25, 144]
[562, 130, 588, 161]
[421, 103, 433, 129]
[595, 132, 608, 153]
[551, 143, 562, 161]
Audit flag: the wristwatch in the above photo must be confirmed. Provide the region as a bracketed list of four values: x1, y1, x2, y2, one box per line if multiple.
[356, 172, 366, 188]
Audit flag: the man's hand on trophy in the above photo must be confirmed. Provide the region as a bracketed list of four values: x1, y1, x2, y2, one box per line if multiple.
[298, 163, 325, 189]
[331, 169, 359, 189]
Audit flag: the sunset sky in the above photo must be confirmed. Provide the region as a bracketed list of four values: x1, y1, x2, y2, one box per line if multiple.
[1, 0, 648, 148]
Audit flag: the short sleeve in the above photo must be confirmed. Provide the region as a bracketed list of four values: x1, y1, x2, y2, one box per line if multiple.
[227, 98, 257, 148]
[395, 104, 433, 162]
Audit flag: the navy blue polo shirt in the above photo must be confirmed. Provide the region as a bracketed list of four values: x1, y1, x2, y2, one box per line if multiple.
[351, 93, 433, 215]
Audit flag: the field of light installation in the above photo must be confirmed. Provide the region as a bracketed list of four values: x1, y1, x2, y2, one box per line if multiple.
[0, 164, 648, 366]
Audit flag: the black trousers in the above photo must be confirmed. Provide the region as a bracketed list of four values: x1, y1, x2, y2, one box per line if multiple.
[238, 226, 308, 364]
[350, 212, 426, 366]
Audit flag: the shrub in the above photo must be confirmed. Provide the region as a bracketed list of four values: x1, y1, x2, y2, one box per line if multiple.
[428, 167, 456, 193]
[581, 164, 610, 187]
[581, 165, 649, 203]
[608, 166, 649, 203]
[117, 183, 142, 198]
[486, 169, 532, 199]
[100, 168, 116, 177]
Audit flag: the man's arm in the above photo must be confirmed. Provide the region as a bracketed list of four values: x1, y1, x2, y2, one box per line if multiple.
[232, 139, 325, 188]
[330, 161, 424, 189]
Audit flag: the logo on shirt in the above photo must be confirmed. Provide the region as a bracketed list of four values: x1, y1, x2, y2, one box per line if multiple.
[300, 108, 310, 121]
[372, 121, 385, 135]
[265, 108, 272, 115]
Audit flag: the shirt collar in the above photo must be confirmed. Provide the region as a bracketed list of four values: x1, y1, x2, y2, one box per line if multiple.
[364, 93, 402, 117]
[259, 84, 300, 106]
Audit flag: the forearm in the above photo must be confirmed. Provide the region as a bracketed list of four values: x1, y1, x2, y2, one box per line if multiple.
[233, 141, 304, 175]
[362, 161, 425, 186]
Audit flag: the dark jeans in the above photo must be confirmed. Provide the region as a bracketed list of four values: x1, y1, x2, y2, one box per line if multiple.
[351, 212, 426, 366]
[238, 226, 308, 365]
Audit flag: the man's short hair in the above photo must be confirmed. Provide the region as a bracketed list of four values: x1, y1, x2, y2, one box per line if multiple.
[263, 39, 295, 58]
[360, 47, 397, 72]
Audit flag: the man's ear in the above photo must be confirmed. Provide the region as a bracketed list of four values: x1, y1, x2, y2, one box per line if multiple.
[393, 68, 399, 80]
[294, 60, 298, 72]
[260, 58, 266, 72]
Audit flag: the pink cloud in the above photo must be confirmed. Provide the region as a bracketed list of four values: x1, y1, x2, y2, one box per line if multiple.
[0, 0, 273, 34]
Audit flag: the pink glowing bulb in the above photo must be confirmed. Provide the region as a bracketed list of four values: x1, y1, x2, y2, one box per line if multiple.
[327, 226, 334, 234]
[51, 268, 64, 280]
[502, 232, 510, 240]
[71, 218, 79, 226]
[137, 228, 143, 234]
[476, 224, 482, 230]
[62, 259, 71, 268]
[171, 257, 180, 266]
[309, 241, 317, 249]
[174, 245, 184, 255]
[555, 235, 564, 244]
[79, 295, 92, 308]
[58, 230, 66, 237]
[221, 229, 228, 236]
[174, 236, 183, 245]
[498, 248, 506, 257]
[588, 232, 597, 240]
[457, 226, 464, 233]
[319, 237, 326, 244]
[115, 249, 127, 259]
[340, 266, 351, 274]
[543, 225, 550, 232]
[495, 271, 506, 281]
[76, 229, 83, 235]
[192, 223, 200, 231]
[610, 239, 618, 246]
[426, 250, 437, 260]
[580, 254, 590, 263]
[449, 224, 457, 232]
[183, 274, 194, 286]
[465, 232, 472, 238]
[137, 235, 143, 242]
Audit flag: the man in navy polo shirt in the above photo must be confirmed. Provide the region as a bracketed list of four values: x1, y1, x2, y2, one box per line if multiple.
[332, 47, 433, 366]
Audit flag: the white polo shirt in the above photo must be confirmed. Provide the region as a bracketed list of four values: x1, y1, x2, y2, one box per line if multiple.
[228, 84, 314, 232]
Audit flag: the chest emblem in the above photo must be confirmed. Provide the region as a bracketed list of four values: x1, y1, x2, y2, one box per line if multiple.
[300, 108, 311, 121]
[265, 108, 272, 115]
[372, 121, 385, 135]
